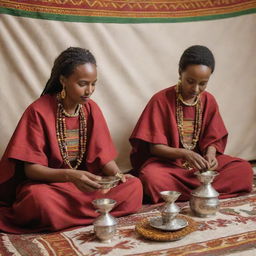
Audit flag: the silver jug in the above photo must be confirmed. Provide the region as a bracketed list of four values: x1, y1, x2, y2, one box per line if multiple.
[92, 198, 117, 243]
[160, 191, 181, 225]
[190, 171, 219, 217]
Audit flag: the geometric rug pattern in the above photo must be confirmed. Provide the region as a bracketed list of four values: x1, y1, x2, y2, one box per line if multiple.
[1, 192, 256, 255]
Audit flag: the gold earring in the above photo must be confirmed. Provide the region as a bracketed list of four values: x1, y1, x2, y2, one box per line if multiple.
[61, 88, 66, 99]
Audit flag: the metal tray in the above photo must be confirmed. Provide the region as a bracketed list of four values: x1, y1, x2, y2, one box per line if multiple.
[149, 216, 188, 231]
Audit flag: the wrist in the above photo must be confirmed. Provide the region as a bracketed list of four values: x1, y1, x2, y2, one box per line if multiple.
[179, 148, 189, 159]
[206, 146, 216, 154]
[63, 169, 69, 182]
[64, 169, 76, 182]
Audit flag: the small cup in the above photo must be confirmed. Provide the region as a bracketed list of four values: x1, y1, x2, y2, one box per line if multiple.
[160, 191, 181, 225]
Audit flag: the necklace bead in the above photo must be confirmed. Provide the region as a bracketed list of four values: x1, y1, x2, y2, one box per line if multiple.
[177, 93, 200, 107]
[176, 84, 202, 168]
[56, 93, 87, 169]
[62, 104, 81, 117]
[176, 81, 200, 107]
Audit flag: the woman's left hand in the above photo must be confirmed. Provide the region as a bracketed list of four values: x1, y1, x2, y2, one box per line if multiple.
[114, 172, 135, 183]
[121, 173, 135, 183]
[204, 154, 218, 170]
[204, 146, 218, 171]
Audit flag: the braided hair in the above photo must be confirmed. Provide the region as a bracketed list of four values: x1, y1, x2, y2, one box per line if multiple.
[41, 47, 96, 96]
[179, 45, 215, 75]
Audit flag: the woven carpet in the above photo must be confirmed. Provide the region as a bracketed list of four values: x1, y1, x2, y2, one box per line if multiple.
[1, 191, 256, 256]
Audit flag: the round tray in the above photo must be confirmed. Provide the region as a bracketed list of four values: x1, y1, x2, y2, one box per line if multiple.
[149, 216, 188, 231]
[135, 215, 198, 242]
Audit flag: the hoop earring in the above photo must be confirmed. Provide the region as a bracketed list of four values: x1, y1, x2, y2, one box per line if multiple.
[61, 88, 66, 99]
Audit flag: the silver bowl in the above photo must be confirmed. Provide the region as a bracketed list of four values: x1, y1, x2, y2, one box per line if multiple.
[92, 198, 117, 213]
[98, 176, 120, 189]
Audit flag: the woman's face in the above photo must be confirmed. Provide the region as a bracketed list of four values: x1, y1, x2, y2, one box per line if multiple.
[180, 64, 212, 100]
[60, 63, 97, 104]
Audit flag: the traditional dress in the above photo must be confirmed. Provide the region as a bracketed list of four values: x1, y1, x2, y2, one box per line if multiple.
[0, 94, 143, 234]
[130, 85, 253, 203]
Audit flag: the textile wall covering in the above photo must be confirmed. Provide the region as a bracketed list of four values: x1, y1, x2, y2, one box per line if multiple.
[0, 1, 256, 170]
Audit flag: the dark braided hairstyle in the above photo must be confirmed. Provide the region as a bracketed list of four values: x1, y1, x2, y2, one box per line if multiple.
[179, 45, 215, 75]
[41, 47, 96, 96]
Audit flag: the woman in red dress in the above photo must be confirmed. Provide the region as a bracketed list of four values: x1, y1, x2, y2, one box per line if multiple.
[0, 47, 143, 233]
[130, 45, 253, 203]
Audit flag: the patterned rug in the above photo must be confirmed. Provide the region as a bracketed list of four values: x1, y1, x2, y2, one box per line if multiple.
[0, 0, 256, 23]
[1, 192, 256, 256]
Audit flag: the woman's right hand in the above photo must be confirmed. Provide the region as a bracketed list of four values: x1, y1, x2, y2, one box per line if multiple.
[66, 170, 102, 193]
[182, 149, 210, 171]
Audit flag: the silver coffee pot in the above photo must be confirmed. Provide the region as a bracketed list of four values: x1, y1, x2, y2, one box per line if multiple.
[92, 198, 117, 243]
[190, 170, 219, 217]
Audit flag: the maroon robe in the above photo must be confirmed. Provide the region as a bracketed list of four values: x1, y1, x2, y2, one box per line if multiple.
[0, 94, 143, 233]
[130, 86, 253, 203]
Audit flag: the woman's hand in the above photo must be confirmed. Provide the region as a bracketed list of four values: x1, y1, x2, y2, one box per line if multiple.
[24, 163, 104, 192]
[123, 173, 135, 181]
[183, 149, 210, 171]
[204, 146, 218, 171]
[67, 170, 102, 193]
[117, 173, 135, 183]
[102, 160, 129, 183]
[204, 154, 218, 170]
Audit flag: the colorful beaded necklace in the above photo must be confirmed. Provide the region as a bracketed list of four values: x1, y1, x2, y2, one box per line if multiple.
[176, 83, 202, 151]
[56, 93, 87, 169]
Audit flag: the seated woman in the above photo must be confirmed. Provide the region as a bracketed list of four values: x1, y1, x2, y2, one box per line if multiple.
[129, 45, 253, 203]
[0, 47, 143, 234]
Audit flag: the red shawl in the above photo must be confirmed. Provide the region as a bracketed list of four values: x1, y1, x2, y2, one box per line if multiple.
[129, 85, 228, 171]
[0, 94, 117, 204]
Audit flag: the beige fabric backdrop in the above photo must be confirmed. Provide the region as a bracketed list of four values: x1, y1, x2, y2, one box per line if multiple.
[0, 13, 256, 171]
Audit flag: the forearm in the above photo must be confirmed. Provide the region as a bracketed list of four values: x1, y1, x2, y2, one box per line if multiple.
[24, 162, 72, 182]
[206, 145, 217, 156]
[102, 160, 121, 176]
[150, 144, 186, 160]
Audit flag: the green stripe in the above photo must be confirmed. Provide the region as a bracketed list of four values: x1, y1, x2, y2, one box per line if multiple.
[66, 140, 79, 146]
[0, 7, 255, 23]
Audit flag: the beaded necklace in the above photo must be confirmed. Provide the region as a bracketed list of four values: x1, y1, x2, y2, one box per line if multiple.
[177, 92, 200, 107]
[176, 84, 202, 151]
[62, 104, 81, 117]
[56, 93, 87, 169]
